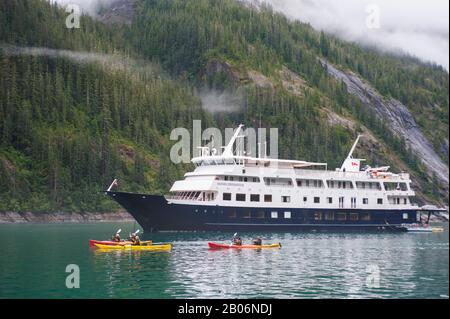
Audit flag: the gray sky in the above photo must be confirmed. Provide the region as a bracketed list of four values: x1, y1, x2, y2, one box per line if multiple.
[51, 0, 449, 70]
[259, 0, 449, 70]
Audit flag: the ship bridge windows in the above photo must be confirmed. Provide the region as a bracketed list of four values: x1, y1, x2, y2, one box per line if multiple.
[197, 159, 236, 167]
[173, 191, 201, 200]
[221, 176, 260, 183]
[296, 179, 324, 188]
[327, 180, 354, 189]
[389, 196, 408, 205]
[223, 193, 232, 201]
[264, 177, 293, 187]
[236, 194, 246, 202]
[356, 182, 382, 190]
[250, 194, 260, 202]
[384, 182, 408, 191]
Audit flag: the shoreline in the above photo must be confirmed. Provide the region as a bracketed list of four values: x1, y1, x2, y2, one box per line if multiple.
[0, 211, 134, 224]
[0, 211, 448, 224]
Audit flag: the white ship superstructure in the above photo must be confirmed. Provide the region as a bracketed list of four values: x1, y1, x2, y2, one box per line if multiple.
[168, 125, 418, 214]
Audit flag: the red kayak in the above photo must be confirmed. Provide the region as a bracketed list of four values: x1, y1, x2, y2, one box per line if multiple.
[208, 242, 281, 249]
[89, 239, 152, 247]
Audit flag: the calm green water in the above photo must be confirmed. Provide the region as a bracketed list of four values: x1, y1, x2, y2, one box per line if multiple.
[0, 222, 448, 299]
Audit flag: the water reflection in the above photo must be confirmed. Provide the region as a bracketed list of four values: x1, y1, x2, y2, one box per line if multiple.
[91, 248, 172, 298]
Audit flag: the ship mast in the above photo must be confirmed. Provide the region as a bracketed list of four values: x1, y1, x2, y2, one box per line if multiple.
[222, 124, 244, 157]
[340, 135, 365, 172]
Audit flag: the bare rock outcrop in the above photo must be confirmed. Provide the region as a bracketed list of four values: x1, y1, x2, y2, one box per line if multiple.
[320, 59, 449, 185]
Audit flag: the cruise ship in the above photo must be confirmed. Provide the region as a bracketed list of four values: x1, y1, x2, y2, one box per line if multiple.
[106, 124, 440, 232]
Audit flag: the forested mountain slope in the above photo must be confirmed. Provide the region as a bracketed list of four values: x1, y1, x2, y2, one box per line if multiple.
[0, 0, 448, 213]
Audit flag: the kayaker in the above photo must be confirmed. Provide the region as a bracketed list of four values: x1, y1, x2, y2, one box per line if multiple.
[111, 233, 121, 242]
[232, 234, 242, 246]
[252, 237, 262, 246]
[130, 232, 141, 245]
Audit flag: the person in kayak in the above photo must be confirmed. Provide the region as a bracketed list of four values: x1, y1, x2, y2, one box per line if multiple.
[232, 234, 242, 246]
[252, 237, 262, 246]
[111, 232, 121, 242]
[129, 232, 141, 245]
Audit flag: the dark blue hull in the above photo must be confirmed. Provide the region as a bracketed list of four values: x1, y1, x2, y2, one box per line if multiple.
[106, 191, 417, 232]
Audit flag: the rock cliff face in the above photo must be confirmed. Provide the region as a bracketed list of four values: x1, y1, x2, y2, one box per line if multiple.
[320, 59, 449, 185]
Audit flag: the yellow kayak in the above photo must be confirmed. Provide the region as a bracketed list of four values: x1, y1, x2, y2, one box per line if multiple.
[94, 243, 172, 251]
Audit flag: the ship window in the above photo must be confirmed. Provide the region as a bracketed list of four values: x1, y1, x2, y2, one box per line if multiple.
[223, 193, 232, 201]
[236, 194, 246, 202]
[297, 179, 324, 188]
[227, 210, 237, 218]
[404, 198, 408, 205]
[242, 210, 251, 218]
[303, 197, 307, 202]
[363, 198, 369, 205]
[377, 198, 383, 204]
[327, 197, 332, 204]
[264, 195, 272, 202]
[271, 211, 278, 219]
[284, 211, 291, 219]
[403, 213, 408, 220]
[264, 177, 293, 187]
[350, 213, 359, 221]
[253, 177, 259, 183]
[314, 212, 322, 221]
[336, 213, 347, 221]
[314, 197, 320, 203]
[255, 211, 265, 219]
[361, 213, 371, 221]
[250, 194, 260, 202]
[282, 196, 291, 203]
[224, 176, 229, 181]
[324, 212, 334, 221]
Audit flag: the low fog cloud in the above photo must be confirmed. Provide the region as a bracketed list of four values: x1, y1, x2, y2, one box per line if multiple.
[0, 44, 160, 77]
[49, 0, 115, 16]
[256, 0, 449, 70]
[199, 89, 243, 114]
